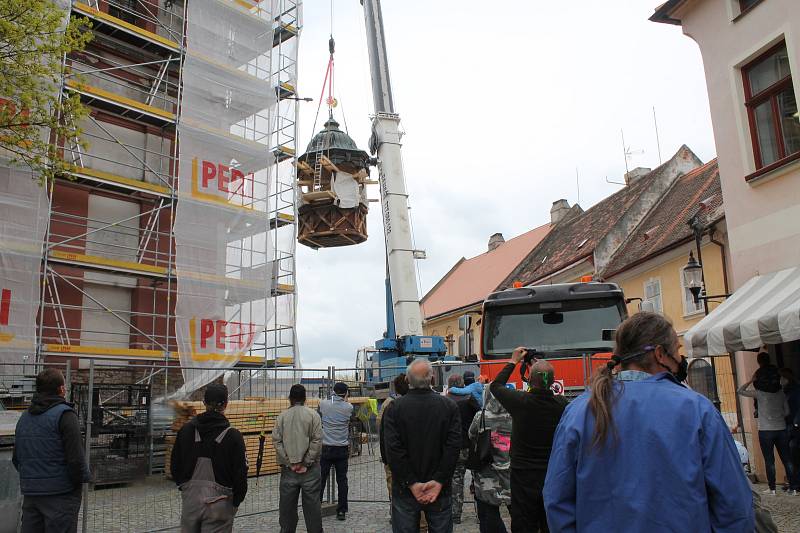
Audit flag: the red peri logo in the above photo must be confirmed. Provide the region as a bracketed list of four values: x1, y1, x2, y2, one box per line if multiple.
[191, 157, 253, 205]
[188, 317, 257, 362]
[0, 288, 15, 343]
[0, 288, 10, 326]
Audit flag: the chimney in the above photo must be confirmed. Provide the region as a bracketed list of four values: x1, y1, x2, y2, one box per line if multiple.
[488, 232, 505, 251]
[624, 167, 651, 185]
[550, 199, 571, 224]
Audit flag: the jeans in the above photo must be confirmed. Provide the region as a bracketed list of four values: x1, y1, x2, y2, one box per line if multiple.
[510, 468, 548, 533]
[391, 486, 452, 533]
[279, 463, 322, 533]
[476, 498, 508, 533]
[450, 448, 468, 520]
[320, 445, 349, 513]
[21, 488, 82, 533]
[758, 429, 794, 490]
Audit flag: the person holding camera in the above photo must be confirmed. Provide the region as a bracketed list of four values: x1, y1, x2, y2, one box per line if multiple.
[490, 348, 566, 533]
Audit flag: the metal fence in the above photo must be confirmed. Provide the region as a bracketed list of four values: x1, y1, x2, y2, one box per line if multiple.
[0, 356, 750, 531]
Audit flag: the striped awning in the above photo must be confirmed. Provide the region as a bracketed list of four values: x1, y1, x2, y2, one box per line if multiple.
[684, 267, 800, 357]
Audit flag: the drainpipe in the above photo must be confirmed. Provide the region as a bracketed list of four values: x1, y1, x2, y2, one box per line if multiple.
[709, 228, 748, 456]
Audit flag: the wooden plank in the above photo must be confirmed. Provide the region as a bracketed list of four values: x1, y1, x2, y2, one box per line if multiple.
[319, 155, 339, 174]
[167, 396, 369, 480]
[302, 191, 336, 203]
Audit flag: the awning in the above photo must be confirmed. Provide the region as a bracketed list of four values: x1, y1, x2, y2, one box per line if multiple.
[684, 267, 800, 357]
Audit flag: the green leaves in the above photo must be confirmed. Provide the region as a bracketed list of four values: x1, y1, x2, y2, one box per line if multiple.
[0, 0, 92, 183]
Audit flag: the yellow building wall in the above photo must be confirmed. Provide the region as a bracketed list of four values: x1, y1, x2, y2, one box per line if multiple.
[423, 306, 481, 357]
[609, 242, 736, 419]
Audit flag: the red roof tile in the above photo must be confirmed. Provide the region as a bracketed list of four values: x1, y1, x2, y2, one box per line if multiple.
[600, 159, 722, 277]
[421, 224, 551, 319]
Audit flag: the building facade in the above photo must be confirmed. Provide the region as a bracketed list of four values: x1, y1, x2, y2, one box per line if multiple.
[652, 0, 800, 482]
[3, 1, 301, 389]
[421, 225, 551, 357]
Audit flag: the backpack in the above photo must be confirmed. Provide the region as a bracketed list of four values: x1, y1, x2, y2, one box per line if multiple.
[753, 366, 781, 394]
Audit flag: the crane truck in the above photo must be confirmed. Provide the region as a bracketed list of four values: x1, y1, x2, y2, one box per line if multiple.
[354, 1, 630, 397]
[355, 0, 450, 387]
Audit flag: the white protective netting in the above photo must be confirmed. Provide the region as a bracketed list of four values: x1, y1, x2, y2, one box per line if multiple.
[0, 165, 48, 375]
[175, 0, 280, 393]
[251, 0, 301, 367]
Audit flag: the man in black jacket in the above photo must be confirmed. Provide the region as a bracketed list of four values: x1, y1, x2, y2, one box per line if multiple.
[490, 348, 566, 533]
[14, 368, 90, 533]
[384, 360, 461, 533]
[171, 383, 248, 532]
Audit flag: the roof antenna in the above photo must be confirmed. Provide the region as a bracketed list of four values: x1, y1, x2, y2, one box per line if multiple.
[620, 129, 644, 185]
[575, 167, 580, 206]
[653, 106, 662, 165]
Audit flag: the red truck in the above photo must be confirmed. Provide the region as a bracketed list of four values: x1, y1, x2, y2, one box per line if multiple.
[478, 281, 628, 397]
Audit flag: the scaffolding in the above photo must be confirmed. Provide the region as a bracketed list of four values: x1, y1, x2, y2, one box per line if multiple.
[30, 0, 301, 383]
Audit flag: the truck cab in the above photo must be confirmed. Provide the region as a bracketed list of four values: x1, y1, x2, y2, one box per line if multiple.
[479, 282, 627, 396]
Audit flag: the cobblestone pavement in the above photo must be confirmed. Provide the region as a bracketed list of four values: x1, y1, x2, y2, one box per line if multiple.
[754, 483, 800, 533]
[79, 455, 799, 532]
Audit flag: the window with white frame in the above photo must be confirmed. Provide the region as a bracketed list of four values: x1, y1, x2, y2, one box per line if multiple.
[644, 278, 663, 313]
[681, 267, 704, 315]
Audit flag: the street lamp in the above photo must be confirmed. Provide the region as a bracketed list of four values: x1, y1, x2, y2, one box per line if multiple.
[683, 251, 704, 304]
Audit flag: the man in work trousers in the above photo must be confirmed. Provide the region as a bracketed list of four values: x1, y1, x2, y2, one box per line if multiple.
[273, 384, 323, 533]
[384, 359, 461, 533]
[490, 350, 566, 533]
[13, 368, 90, 533]
[170, 383, 248, 533]
[446, 374, 480, 524]
[318, 381, 354, 520]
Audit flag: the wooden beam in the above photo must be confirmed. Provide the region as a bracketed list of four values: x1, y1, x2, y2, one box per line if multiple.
[302, 190, 337, 203]
[319, 155, 339, 174]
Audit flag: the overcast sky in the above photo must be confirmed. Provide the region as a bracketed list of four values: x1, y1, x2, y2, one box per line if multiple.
[292, 0, 716, 370]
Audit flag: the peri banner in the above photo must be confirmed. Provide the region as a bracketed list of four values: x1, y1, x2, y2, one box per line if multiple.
[0, 165, 48, 376]
[175, 0, 277, 394]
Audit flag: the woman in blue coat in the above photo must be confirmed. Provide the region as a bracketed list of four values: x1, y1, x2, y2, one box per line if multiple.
[543, 312, 753, 533]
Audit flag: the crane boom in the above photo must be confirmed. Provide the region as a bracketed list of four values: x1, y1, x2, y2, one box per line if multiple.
[362, 0, 422, 337]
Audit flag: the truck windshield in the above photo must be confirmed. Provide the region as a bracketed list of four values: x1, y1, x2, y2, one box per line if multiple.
[482, 298, 623, 359]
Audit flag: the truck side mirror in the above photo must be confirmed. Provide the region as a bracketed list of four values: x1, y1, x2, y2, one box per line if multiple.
[458, 314, 472, 331]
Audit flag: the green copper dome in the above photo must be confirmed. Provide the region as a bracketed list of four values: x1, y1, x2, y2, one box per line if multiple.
[305, 117, 362, 153]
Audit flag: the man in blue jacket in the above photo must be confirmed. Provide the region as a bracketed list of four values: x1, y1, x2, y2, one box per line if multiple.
[13, 368, 90, 533]
[447, 371, 485, 407]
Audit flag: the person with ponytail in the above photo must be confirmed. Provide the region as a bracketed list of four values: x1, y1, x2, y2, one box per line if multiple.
[542, 312, 753, 532]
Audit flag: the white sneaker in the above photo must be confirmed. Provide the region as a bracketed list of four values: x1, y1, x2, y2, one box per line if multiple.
[791, 490, 799, 496]
[761, 488, 776, 495]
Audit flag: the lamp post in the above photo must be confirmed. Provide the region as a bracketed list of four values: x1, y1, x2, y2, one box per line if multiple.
[681, 213, 729, 413]
[682, 213, 730, 311]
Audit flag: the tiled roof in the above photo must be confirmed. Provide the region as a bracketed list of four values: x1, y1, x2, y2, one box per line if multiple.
[421, 224, 551, 319]
[501, 145, 701, 288]
[600, 159, 722, 277]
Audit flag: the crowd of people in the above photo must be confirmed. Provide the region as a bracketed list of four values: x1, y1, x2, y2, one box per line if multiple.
[11, 312, 800, 532]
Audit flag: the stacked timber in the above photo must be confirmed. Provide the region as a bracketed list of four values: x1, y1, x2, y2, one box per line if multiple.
[164, 397, 371, 478]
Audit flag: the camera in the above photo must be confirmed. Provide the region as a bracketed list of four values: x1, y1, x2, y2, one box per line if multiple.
[519, 348, 540, 382]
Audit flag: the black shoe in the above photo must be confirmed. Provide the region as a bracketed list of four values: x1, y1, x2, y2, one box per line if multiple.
[453, 517, 461, 524]
[337, 511, 346, 521]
